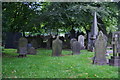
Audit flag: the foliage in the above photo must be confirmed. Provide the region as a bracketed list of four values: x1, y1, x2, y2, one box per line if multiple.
[2, 2, 39, 33]
[2, 2, 119, 35]
[2, 49, 118, 78]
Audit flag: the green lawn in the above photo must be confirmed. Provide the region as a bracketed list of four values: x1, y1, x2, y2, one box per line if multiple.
[2, 48, 119, 78]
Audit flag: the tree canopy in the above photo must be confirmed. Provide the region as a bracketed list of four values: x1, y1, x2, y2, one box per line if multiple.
[2, 2, 120, 35]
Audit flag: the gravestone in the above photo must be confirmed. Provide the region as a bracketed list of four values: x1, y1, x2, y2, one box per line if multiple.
[31, 39, 38, 49]
[78, 35, 85, 50]
[18, 37, 28, 57]
[109, 31, 120, 66]
[52, 36, 62, 56]
[70, 38, 77, 50]
[93, 31, 107, 65]
[72, 39, 81, 55]
[27, 47, 36, 55]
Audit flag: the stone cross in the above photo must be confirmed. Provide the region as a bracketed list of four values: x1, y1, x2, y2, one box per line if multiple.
[93, 31, 107, 65]
[52, 36, 62, 56]
[18, 37, 28, 57]
[78, 35, 85, 50]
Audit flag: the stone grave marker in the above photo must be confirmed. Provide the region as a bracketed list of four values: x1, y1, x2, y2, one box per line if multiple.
[78, 35, 85, 50]
[52, 36, 62, 56]
[72, 39, 81, 55]
[18, 37, 28, 57]
[93, 31, 107, 65]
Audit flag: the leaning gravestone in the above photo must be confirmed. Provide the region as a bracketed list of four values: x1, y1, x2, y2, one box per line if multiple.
[72, 39, 81, 55]
[93, 31, 107, 65]
[18, 37, 28, 57]
[78, 35, 85, 50]
[52, 36, 62, 56]
[31, 39, 38, 49]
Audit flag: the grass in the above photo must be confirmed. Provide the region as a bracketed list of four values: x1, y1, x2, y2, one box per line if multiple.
[2, 48, 119, 78]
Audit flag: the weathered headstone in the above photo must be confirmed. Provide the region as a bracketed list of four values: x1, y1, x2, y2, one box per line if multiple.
[72, 39, 81, 55]
[78, 35, 85, 50]
[109, 31, 120, 66]
[27, 47, 36, 55]
[93, 31, 107, 65]
[31, 39, 38, 49]
[52, 36, 62, 56]
[18, 37, 28, 57]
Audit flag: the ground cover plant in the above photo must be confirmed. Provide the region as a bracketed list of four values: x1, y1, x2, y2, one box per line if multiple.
[2, 49, 119, 78]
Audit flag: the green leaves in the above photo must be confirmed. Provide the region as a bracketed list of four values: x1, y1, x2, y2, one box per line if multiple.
[2, 2, 119, 34]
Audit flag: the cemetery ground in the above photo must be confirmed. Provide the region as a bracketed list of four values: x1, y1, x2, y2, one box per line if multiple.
[2, 48, 118, 78]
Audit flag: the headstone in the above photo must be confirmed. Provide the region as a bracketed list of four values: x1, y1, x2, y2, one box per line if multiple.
[27, 47, 36, 55]
[78, 35, 85, 50]
[31, 39, 38, 49]
[93, 31, 107, 65]
[72, 39, 81, 55]
[52, 36, 62, 56]
[70, 38, 77, 50]
[18, 37, 28, 57]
